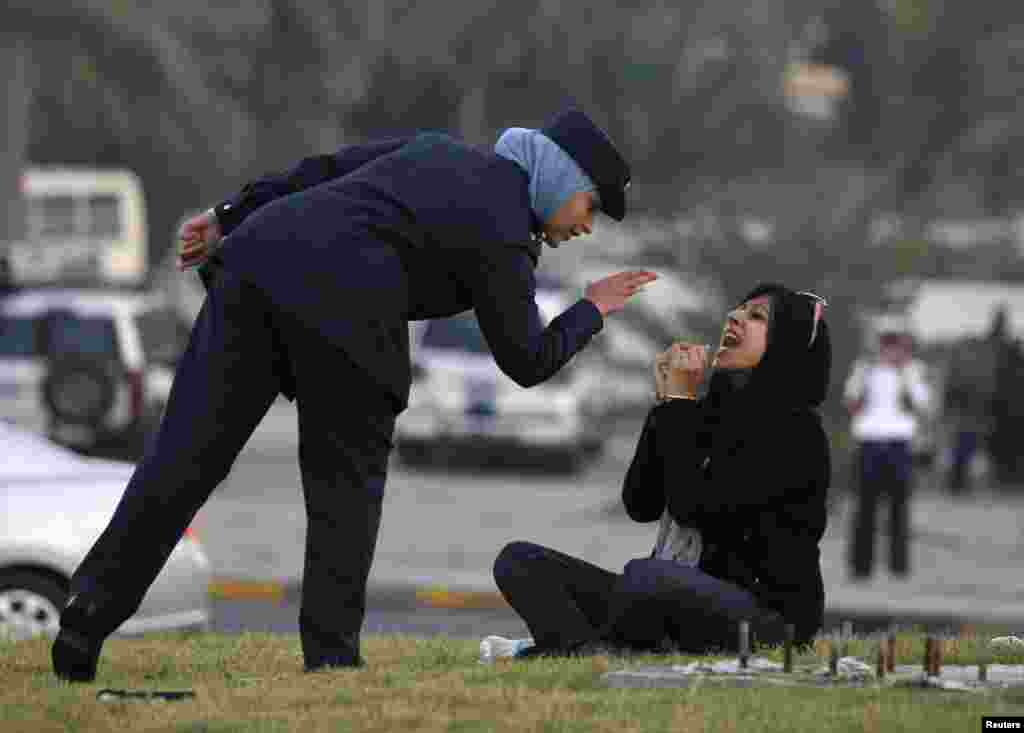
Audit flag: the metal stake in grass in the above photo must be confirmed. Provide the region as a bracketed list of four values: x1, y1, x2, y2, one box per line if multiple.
[783, 624, 795, 673]
[886, 630, 896, 673]
[876, 638, 886, 680]
[924, 636, 935, 677]
[738, 620, 750, 670]
[829, 636, 839, 676]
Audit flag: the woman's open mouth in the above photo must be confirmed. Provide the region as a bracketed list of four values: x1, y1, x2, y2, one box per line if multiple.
[722, 331, 740, 347]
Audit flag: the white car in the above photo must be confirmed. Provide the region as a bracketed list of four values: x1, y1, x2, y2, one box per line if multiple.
[0, 420, 211, 640]
[396, 290, 611, 472]
[0, 288, 187, 455]
[552, 262, 726, 417]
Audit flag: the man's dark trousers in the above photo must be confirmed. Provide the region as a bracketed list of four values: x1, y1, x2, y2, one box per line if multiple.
[849, 440, 912, 578]
[64, 268, 397, 669]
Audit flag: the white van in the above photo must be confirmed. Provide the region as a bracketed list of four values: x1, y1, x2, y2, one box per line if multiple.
[7, 168, 148, 288]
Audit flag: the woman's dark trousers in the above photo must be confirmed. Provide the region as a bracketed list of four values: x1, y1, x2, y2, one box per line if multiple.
[60, 269, 396, 671]
[949, 430, 979, 495]
[849, 440, 912, 578]
[493, 541, 783, 654]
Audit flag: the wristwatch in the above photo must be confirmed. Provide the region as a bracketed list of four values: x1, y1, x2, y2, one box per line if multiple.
[211, 200, 244, 237]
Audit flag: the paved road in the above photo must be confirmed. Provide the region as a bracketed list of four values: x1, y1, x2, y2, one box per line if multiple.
[211, 598, 528, 639]
[193, 400, 1024, 636]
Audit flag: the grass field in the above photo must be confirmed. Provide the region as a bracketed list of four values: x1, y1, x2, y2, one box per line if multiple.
[4, 631, 1024, 732]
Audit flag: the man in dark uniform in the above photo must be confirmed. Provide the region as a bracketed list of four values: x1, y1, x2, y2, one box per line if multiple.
[53, 108, 657, 680]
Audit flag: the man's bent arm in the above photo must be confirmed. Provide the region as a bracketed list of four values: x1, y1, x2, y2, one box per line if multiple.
[468, 247, 603, 388]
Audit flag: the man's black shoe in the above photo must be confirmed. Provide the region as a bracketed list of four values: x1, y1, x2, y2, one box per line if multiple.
[301, 628, 365, 671]
[52, 629, 102, 683]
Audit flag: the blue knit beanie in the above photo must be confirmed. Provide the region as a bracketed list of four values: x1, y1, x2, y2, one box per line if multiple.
[495, 127, 599, 236]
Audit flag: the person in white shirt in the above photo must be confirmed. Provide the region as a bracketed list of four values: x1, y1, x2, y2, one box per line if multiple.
[843, 317, 933, 579]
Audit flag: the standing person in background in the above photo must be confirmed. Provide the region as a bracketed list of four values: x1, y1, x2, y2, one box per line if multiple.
[52, 107, 657, 682]
[986, 308, 1024, 487]
[844, 316, 933, 579]
[942, 307, 1006, 496]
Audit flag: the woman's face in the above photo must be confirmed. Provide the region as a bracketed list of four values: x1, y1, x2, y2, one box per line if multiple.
[715, 294, 772, 370]
[542, 191, 598, 244]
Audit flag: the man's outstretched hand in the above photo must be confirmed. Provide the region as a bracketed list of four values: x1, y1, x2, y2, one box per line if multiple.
[584, 270, 658, 317]
[177, 209, 223, 271]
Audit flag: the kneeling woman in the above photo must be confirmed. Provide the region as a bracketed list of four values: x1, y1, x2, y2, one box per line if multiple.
[489, 283, 831, 657]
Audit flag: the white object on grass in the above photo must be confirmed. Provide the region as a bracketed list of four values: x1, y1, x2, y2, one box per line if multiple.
[479, 635, 535, 663]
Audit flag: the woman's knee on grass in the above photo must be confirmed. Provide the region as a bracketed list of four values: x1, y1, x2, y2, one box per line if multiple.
[493, 541, 547, 586]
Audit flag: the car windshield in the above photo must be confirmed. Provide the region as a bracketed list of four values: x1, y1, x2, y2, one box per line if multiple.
[422, 314, 491, 354]
[135, 307, 190, 367]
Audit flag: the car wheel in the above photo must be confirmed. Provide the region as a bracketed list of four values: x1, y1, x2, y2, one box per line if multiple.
[41, 353, 118, 427]
[0, 571, 68, 640]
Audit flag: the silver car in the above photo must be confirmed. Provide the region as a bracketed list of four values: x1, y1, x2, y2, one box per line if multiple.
[396, 289, 612, 472]
[0, 420, 211, 640]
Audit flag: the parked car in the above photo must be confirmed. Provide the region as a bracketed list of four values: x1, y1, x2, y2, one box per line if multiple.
[554, 262, 726, 416]
[0, 420, 211, 640]
[0, 288, 188, 456]
[396, 289, 611, 472]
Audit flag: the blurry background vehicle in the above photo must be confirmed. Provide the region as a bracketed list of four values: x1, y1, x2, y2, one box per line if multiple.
[555, 262, 726, 418]
[0, 288, 188, 458]
[8, 168, 147, 288]
[396, 287, 611, 473]
[0, 420, 210, 640]
[885, 278, 1024, 346]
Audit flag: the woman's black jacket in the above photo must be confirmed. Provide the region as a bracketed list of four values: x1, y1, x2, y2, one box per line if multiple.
[622, 398, 830, 644]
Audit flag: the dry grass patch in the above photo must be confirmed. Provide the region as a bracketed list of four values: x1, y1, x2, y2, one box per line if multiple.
[2, 631, 1024, 732]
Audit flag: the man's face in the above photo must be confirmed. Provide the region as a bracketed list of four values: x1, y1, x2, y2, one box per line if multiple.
[879, 333, 912, 366]
[715, 294, 772, 370]
[543, 191, 598, 244]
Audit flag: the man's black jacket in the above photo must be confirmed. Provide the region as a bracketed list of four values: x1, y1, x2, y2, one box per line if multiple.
[205, 133, 604, 409]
